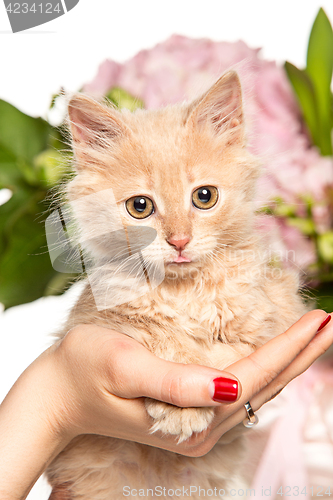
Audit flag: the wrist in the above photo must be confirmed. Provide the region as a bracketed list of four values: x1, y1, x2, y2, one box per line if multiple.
[0, 346, 76, 499]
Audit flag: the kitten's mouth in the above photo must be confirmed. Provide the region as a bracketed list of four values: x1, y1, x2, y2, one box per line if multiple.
[171, 255, 192, 264]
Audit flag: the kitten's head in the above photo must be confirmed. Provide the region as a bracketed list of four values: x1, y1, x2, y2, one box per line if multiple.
[66, 71, 260, 280]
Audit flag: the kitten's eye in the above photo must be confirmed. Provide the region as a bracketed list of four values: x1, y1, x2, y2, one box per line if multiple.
[192, 186, 218, 210]
[126, 196, 154, 219]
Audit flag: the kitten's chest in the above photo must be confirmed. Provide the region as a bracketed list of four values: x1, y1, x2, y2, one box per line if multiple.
[146, 285, 236, 343]
[131, 283, 256, 368]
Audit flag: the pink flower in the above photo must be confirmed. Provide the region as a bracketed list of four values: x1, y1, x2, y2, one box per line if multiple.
[312, 205, 332, 234]
[255, 215, 317, 271]
[84, 36, 259, 108]
[83, 35, 333, 271]
[84, 60, 122, 97]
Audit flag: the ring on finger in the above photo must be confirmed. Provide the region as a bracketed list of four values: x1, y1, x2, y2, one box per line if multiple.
[243, 401, 259, 428]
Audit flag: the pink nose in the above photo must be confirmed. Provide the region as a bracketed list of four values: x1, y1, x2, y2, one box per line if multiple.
[167, 236, 191, 251]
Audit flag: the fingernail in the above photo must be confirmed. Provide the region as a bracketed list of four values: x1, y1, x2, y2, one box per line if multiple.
[317, 314, 331, 332]
[210, 377, 238, 403]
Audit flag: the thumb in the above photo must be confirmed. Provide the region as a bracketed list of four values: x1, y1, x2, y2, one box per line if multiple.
[109, 337, 241, 407]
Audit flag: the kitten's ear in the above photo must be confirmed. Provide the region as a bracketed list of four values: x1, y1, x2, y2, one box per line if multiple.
[187, 71, 244, 144]
[68, 94, 129, 149]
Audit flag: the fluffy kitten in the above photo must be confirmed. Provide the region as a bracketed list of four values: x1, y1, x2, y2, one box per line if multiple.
[46, 71, 306, 499]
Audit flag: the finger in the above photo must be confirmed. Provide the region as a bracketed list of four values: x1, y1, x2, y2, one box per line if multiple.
[204, 311, 332, 439]
[251, 310, 333, 408]
[227, 310, 330, 400]
[105, 334, 241, 407]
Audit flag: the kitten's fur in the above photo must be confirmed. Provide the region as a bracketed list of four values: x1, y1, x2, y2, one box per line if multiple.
[46, 72, 306, 499]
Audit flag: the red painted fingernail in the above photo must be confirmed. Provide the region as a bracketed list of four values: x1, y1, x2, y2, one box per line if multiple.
[317, 314, 331, 332]
[211, 377, 238, 403]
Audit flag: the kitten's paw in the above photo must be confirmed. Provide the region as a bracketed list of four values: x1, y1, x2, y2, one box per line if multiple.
[145, 399, 215, 443]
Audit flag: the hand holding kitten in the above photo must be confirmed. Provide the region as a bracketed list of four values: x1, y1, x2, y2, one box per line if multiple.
[0, 310, 331, 500]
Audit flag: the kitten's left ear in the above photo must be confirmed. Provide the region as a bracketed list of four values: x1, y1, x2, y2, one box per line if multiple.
[187, 71, 244, 145]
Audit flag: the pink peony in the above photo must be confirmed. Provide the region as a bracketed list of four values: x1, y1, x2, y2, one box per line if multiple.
[84, 35, 333, 271]
[255, 215, 316, 273]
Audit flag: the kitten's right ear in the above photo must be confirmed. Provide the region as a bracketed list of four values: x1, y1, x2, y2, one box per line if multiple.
[186, 71, 244, 145]
[68, 94, 129, 150]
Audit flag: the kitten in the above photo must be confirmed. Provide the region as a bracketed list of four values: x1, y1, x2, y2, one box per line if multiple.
[46, 71, 306, 499]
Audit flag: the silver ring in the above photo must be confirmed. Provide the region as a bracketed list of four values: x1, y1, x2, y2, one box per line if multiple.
[243, 401, 259, 428]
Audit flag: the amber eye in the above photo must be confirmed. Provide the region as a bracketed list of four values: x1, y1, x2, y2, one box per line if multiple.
[126, 196, 154, 219]
[192, 186, 218, 210]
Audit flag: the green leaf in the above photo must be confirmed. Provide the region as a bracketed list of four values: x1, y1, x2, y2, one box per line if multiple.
[44, 272, 77, 296]
[106, 87, 144, 111]
[0, 99, 70, 308]
[308, 282, 333, 311]
[33, 148, 65, 187]
[286, 217, 316, 236]
[0, 185, 76, 308]
[284, 61, 319, 146]
[318, 231, 333, 264]
[0, 100, 54, 192]
[0, 186, 56, 308]
[306, 8, 333, 155]
[273, 203, 297, 218]
[0, 100, 51, 162]
[256, 205, 274, 216]
[0, 149, 21, 189]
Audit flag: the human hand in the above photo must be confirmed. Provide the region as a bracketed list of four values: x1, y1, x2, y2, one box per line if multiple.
[50, 309, 332, 456]
[0, 309, 331, 500]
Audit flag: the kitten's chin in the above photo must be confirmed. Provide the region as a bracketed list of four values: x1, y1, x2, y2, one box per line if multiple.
[164, 261, 202, 281]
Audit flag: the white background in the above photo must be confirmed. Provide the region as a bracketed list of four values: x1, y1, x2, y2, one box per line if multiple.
[1, 1, 333, 498]
[0, 0, 333, 118]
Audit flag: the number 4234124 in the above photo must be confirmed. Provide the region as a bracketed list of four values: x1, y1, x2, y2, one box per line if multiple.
[276, 486, 332, 497]
[6, 3, 61, 14]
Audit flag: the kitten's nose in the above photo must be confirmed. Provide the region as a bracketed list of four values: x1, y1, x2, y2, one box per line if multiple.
[167, 236, 191, 251]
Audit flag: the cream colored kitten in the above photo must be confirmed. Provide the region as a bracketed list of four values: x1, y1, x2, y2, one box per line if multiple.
[46, 71, 306, 499]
